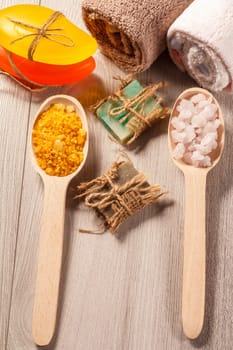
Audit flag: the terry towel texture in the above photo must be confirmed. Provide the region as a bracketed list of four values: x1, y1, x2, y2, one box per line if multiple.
[167, 0, 233, 92]
[82, 0, 193, 73]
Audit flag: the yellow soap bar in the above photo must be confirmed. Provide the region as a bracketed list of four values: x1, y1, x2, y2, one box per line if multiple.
[0, 4, 97, 65]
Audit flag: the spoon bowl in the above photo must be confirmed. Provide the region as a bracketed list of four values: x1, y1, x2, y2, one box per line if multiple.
[31, 94, 89, 346]
[168, 87, 224, 339]
[168, 87, 224, 172]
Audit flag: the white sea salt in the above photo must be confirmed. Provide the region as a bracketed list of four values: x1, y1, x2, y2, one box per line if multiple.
[177, 99, 195, 113]
[188, 142, 196, 152]
[171, 117, 186, 131]
[191, 113, 207, 128]
[171, 130, 186, 143]
[195, 142, 217, 155]
[199, 156, 211, 167]
[202, 104, 218, 120]
[173, 143, 185, 159]
[202, 120, 220, 134]
[196, 136, 202, 143]
[201, 132, 217, 146]
[183, 125, 196, 143]
[171, 92, 220, 167]
[190, 93, 206, 103]
[191, 150, 205, 161]
[183, 152, 193, 165]
[196, 99, 212, 109]
[196, 128, 203, 135]
[179, 109, 193, 121]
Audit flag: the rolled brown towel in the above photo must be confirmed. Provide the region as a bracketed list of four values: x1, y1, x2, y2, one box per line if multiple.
[82, 0, 193, 73]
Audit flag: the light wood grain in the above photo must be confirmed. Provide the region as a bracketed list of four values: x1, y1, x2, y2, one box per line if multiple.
[0, 76, 31, 350]
[0, 1, 233, 350]
[32, 177, 68, 346]
[183, 170, 206, 339]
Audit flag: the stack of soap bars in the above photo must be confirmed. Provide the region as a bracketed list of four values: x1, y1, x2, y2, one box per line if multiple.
[94, 77, 170, 144]
[0, 4, 97, 89]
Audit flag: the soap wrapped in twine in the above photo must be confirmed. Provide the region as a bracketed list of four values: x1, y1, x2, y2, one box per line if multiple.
[75, 155, 165, 233]
[9, 11, 74, 60]
[0, 11, 74, 91]
[92, 76, 170, 144]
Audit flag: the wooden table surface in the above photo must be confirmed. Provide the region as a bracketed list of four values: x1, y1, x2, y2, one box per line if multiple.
[1, 1, 233, 349]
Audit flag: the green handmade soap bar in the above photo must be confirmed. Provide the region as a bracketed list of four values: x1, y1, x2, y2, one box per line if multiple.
[96, 80, 163, 144]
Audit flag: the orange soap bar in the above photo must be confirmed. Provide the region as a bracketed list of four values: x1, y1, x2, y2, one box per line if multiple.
[0, 45, 95, 85]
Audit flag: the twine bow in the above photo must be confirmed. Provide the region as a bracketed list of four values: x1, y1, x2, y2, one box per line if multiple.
[91, 77, 170, 144]
[110, 84, 163, 128]
[110, 81, 169, 143]
[76, 157, 165, 233]
[8, 11, 74, 61]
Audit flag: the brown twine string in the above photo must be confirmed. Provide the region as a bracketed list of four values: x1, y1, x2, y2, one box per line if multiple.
[113, 74, 134, 89]
[110, 81, 169, 144]
[75, 161, 121, 200]
[79, 226, 106, 234]
[110, 88, 152, 128]
[6, 52, 46, 90]
[101, 173, 134, 216]
[91, 78, 170, 144]
[9, 11, 74, 61]
[76, 157, 165, 233]
[75, 152, 132, 200]
[0, 68, 46, 92]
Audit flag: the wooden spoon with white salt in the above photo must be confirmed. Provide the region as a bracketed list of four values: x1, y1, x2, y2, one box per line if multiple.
[168, 87, 224, 339]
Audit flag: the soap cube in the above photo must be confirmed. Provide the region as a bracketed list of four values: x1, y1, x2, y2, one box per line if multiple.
[76, 159, 164, 233]
[96, 80, 164, 144]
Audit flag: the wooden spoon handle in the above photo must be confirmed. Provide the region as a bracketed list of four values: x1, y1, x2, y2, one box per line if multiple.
[182, 171, 207, 339]
[32, 179, 68, 346]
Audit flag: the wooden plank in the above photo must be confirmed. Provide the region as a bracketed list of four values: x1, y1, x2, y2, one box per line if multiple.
[0, 31, 31, 350]
[0, 2, 40, 349]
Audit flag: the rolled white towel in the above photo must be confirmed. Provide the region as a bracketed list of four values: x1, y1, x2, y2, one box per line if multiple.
[167, 0, 233, 93]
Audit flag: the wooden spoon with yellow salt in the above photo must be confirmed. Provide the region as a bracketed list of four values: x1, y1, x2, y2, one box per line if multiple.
[31, 95, 88, 346]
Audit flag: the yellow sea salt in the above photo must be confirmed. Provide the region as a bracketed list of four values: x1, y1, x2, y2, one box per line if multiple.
[32, 103, 86, 177]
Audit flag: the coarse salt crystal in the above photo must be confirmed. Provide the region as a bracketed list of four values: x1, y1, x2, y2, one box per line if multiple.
[188, 142, 196, 152]
[177, 99, 195, 113]
[199, 155, 211, 167]
[173, 143, 185, 159]
[184, 125, 196, 143]
[202, 104, 218, 120]
[196, 136, 202, 143]
[183, 152, 193, 165]
[213, 119, 221, 129]
[191, 113, 207, 128]
[196, 100, 211, 109]
[202, 119, 220, 134]
[171, 117, 186, 131]
[196, 128, 203, 135]
[171, 130, 186, 143]
[191, 150, 205, 161]
[178, 109, 193, 121]
[195, 141, 217, 155]
[190, 93, 206, 104]
[201, 132, 217, 146]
